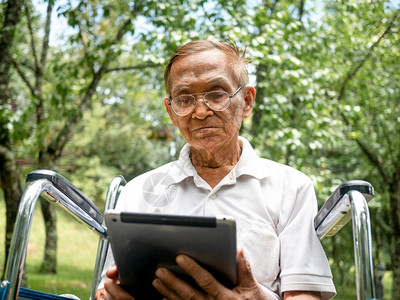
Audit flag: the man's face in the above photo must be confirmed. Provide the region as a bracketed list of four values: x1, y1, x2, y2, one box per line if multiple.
[164, 49, 255, 153]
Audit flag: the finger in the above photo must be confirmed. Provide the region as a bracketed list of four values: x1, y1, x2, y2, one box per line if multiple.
[94, 288, 105, 300]
[106, 265, 118, 280]
[236, 248, 258, 288]
[104, 278, 134, 300]
[153, 277, 181, 300]
[176, 255, 225, 297]
[154, 267, 200, 300]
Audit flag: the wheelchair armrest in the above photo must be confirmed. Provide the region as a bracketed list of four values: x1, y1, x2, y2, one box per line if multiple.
[4, 170, 106, 300]
[90, 175, 126, 300]
[26, 169, 103, 225]
[314, 180, 374, 239]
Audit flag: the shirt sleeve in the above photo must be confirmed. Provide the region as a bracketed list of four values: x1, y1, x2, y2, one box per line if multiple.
[278, 176, 336, 300]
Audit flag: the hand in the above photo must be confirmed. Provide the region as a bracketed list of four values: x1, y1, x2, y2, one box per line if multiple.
[152, 248, 269, 300]
[95, 266, 135, 300]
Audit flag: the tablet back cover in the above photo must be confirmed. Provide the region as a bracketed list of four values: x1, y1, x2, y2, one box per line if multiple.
[105, 210, 237, 299]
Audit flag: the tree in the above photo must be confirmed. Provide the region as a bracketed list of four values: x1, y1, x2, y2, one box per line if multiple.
[0, 0, 25, 279]
[321, 3, 400, 296]
[1, 0, 219, 275]
[4, 0, 144, 273]
[208, 0, 399, 296]
[2, 1, 398, 297]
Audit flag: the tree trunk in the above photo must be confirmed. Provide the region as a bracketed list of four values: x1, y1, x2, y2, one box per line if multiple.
[39, 199, 57, 273]
[37, 149, 58, 273]
[31, 0, 58, 274]
[390, 180, 400, 299]
[0, 0, 25, 279]
[0, 147, 22, 279]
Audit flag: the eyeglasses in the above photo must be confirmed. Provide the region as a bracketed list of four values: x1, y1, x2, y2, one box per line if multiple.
[168, 86, 243, 116]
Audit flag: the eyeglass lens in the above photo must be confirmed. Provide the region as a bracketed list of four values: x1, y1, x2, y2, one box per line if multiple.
[172, 91, 229, 115]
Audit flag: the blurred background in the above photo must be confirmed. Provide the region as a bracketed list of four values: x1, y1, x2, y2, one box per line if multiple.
[1, 0, 399, 299]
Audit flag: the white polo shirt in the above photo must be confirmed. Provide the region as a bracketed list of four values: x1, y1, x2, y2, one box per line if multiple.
[102, 137, 336, 299]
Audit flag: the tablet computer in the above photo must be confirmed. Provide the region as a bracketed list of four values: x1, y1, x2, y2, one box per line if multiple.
[105, 210, 237, 299]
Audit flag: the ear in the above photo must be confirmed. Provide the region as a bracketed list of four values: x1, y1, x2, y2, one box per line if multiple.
[242, 86, 256, 119]
[164, 97, 179, 128]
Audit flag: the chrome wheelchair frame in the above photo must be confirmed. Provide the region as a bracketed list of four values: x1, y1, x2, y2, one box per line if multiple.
[1, 170, 377, 300]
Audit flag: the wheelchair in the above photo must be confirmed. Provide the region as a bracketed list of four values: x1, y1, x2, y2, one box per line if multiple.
[0, 169, 377, 300]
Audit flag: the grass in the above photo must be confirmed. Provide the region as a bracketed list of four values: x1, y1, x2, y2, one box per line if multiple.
[1, 199, 99, 299]
[0, 198, 394, 300]
[382, 272, 393, 300]
[332, 272, 392, 300]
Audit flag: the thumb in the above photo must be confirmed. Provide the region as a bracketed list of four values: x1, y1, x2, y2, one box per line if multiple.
[106, 265, 119, 280]
[237, 248, 258, 288]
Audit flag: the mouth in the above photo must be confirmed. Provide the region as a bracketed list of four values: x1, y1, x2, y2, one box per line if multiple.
[191, 126, 216, 132]
[189, 126, 221, 138]
[190, 126, 218, 132]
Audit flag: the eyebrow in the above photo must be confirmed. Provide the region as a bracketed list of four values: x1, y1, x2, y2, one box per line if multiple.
[171, 77, 230, 94]
[171, 85, 190, 94]
[207, 77, 230, 87]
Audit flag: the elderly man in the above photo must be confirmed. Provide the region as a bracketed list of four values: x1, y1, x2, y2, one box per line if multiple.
[95, 40, 336, 300]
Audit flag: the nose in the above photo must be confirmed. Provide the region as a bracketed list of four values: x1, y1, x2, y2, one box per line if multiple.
[192, 96, 213, 119]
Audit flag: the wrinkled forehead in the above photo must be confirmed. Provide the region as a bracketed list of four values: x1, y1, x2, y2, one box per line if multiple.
[168, 49, 235, 91]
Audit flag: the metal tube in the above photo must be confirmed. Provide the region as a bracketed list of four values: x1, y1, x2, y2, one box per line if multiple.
[3, 177, 107, 300]
[104, 176, 126, 212]
[42, 185, 107, 237]
[4, 180, 51, 300]
[90, 176, 126, 300]
[349, 190, 376, 300]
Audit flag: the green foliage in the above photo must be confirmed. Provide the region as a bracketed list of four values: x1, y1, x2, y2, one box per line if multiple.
[2, 0, 399, 297]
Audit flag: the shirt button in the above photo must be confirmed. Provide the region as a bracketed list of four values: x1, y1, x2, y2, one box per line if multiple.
[210, 194, 216, 200]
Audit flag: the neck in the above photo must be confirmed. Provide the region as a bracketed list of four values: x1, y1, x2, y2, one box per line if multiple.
[190, 140, 242, 188]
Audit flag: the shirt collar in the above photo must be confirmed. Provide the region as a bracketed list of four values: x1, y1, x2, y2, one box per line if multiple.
[234, 136, 271, 180]
[166, 143, 197, 184]
[169, 136, 270, 184]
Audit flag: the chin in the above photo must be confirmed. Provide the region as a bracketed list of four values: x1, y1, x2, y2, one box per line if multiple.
[189, 135, 227, 149]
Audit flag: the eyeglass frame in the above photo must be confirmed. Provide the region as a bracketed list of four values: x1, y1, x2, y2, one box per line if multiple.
[167, 85, 244, 116]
